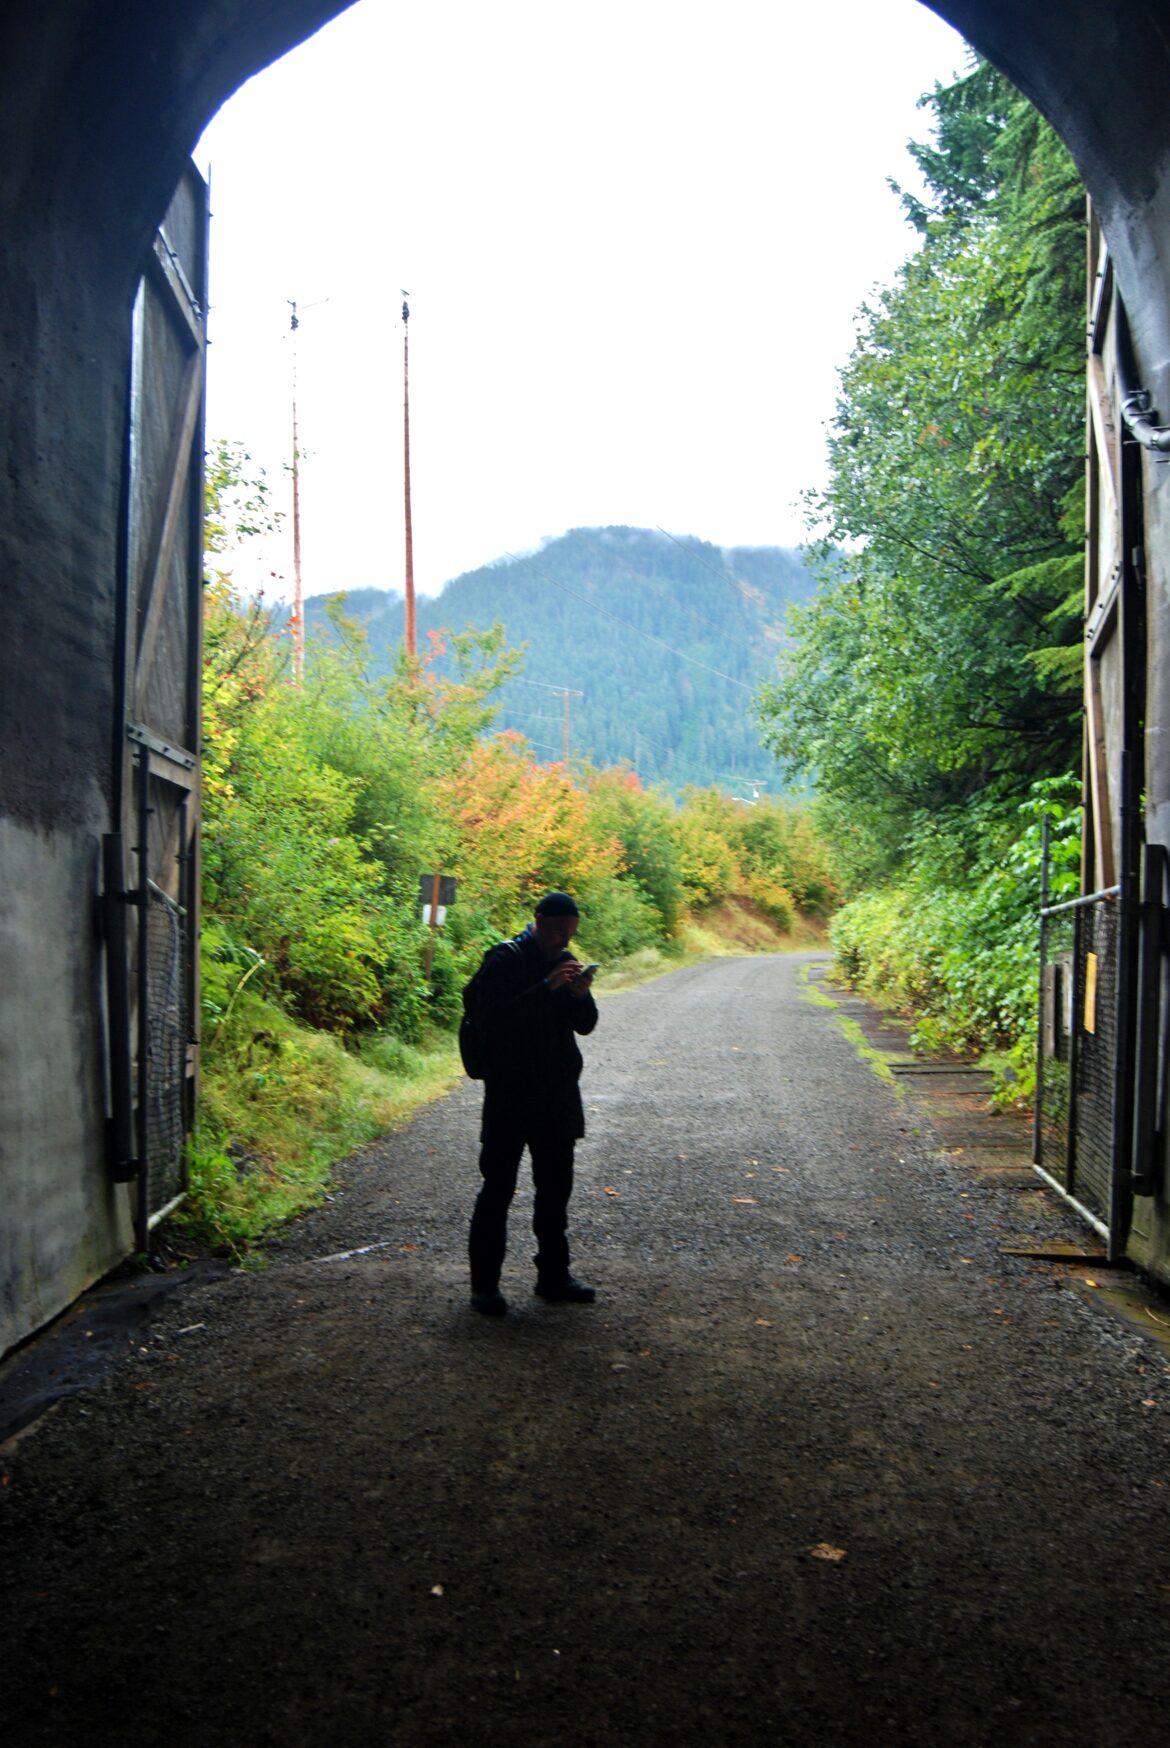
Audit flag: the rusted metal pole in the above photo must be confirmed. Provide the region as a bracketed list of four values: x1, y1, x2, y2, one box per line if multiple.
[289, 301, 304, 685]
[403, 298, 416, 658]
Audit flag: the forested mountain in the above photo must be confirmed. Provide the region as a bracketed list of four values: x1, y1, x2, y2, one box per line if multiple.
[302, 527, 816, 793]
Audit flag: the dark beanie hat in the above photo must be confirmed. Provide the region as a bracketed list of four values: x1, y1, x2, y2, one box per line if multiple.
[535, 891, 579, 918]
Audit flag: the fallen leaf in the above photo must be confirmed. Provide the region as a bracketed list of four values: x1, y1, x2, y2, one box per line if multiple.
[1142, 1399, 1158, 1408]
[808, 1542, 847, 1563]
[732, 1196, 758, 1205]
[399, 1243, 418, 1253]
[603, 1186, 621, 1197]
[1084, 1278, 1100, 1289]
[754, 1318, 772, 1327]
[787, 1254, 803, 1263]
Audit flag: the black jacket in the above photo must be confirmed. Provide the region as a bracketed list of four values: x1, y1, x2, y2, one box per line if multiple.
[477, 927, 598, 1138]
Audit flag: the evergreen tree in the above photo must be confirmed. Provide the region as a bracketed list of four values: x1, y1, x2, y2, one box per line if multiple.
[756, 60, 1085, 876]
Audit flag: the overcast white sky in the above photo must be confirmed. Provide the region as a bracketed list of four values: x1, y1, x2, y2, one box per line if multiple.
[196, 0, 969, 602]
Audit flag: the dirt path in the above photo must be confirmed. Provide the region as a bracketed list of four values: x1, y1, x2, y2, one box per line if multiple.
[4, 953, 1170, 1745]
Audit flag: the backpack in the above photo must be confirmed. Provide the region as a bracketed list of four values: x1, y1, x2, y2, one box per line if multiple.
[458, 940, 521, 1078]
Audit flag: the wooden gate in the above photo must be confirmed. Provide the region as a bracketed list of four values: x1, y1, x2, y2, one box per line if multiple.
[104, 163, 208, 1250]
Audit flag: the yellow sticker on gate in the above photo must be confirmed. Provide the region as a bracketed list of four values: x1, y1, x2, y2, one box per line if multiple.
[1084, 951, 1098, 1034]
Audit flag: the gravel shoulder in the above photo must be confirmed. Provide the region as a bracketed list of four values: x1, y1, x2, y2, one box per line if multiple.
[4, 952, 1170, 1745]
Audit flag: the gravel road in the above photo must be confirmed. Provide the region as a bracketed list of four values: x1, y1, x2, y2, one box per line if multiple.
[4, 951, 1170, 1746]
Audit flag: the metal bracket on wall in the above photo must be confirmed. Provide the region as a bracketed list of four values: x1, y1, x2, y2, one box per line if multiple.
[126, 719, 195, 765]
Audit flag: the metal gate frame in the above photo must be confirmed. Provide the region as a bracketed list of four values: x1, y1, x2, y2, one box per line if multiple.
[103, 163, 207, 1252]
[1034, 830, 1120, 1244]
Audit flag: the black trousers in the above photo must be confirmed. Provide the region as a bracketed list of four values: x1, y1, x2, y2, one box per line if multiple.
[468, 1109, 575, 1290]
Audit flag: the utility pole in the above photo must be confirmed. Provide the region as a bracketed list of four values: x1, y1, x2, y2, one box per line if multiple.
[286, 296, 328, 684]
[288, 299, 304, 685]
[506, 676, 582, 765]
[402, 294, 416, 658]
[555, 686, 583, 764]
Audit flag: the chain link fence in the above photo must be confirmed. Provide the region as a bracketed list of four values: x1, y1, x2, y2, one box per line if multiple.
[1036, 821, 1119, 1232]
[145, 882, 187, 1217]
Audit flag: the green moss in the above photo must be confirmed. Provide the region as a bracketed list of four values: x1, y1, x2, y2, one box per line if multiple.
[797, 965, 839, 1010]
[832, 1014, 901, 1092]
[166, 989, 461, 1258]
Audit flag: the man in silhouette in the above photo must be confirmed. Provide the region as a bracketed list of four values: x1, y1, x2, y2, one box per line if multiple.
[468, 891, 599, 1315]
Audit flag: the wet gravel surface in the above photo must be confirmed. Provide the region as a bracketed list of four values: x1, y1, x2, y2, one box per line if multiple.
[4, 952, 1170, 1745]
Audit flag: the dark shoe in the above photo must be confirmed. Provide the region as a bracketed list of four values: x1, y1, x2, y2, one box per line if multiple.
[471, 1288, 508, 1316]
[534, 1274, 596, 1304]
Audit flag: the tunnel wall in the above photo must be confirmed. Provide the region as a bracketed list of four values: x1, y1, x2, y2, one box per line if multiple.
[0, 1, 352, 1357]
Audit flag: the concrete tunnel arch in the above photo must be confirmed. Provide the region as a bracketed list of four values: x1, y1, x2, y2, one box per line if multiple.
[4, 0, 1170, 1354]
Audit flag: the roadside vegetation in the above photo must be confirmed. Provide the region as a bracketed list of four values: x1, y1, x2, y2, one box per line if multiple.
[177, 59, 1087, 1255]
[177, 454, 836, 1255]
[756, 57, 1087, 1099]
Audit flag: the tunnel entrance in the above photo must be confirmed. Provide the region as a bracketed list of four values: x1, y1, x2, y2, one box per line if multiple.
[6, 0, 1170, 1355]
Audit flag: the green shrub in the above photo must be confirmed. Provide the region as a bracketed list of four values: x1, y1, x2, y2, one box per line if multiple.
[829, 776, 1081, 1088]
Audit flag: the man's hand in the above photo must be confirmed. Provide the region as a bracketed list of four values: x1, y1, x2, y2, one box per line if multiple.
[547, 959, 594, 997]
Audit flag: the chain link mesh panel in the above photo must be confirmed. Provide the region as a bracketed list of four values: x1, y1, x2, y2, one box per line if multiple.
[145, 884, 186, 1214]
[1071, 902, 1119, 1222]
[1037, 896, 1118, 1226]
[1038, 908, 1076, 1181]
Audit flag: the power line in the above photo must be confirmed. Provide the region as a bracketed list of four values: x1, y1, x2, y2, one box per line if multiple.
[501, 553, 753, 693]
[654, 525, 764, 610]
[508, 676, 579, 695]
